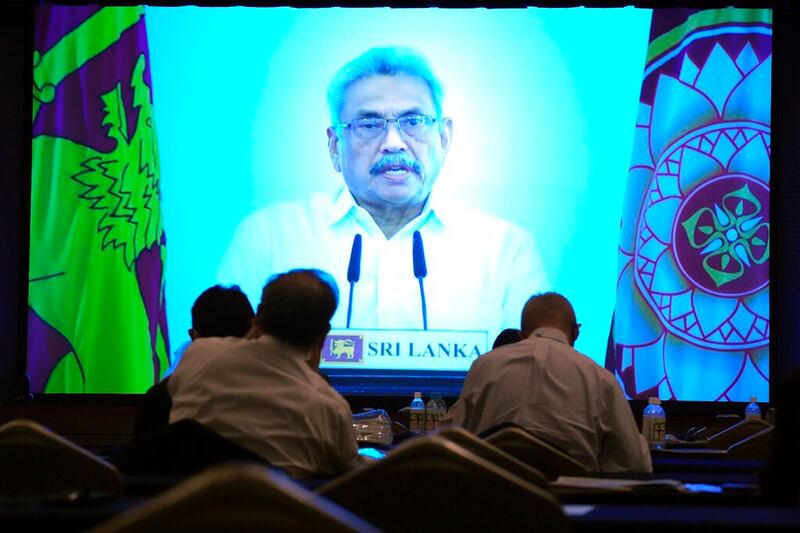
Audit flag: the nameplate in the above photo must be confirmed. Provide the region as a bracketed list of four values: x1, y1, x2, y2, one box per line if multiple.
[320, 329, 489, 371]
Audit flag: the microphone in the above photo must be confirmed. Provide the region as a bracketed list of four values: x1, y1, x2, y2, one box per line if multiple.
[412, 230, 428, 330]
[346, 234, 362, 328]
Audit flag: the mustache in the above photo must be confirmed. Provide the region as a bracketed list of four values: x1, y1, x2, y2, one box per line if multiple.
[369, 154, 422, 176]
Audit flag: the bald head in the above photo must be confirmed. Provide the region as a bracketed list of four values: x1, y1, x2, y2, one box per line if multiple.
[257, 269, 339, 350]
[521, 292, 579, 345]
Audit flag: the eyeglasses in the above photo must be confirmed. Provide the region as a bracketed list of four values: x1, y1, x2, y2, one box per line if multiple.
[337, 114, 439, 141]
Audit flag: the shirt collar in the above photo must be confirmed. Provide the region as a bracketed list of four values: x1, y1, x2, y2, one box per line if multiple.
[326, 185, 448, 231]
[531, 327, 570, 346]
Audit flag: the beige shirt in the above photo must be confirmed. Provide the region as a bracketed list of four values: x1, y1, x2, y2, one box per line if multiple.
[168, 334, 358, 478]
[447, 327, 652, 473]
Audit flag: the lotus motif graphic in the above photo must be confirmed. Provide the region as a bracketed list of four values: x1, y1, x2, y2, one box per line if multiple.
[614, 27, 771, 401]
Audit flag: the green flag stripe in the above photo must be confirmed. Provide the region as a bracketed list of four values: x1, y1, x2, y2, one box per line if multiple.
[647, 8, 772, 64]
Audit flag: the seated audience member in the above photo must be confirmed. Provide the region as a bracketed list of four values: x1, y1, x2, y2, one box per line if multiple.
[492, 328, 522, 349]
[446, 292, 652, 474]
[132, 285, 254, 441]
[188, 284, 255, 340]
[168, 269, 359, 478]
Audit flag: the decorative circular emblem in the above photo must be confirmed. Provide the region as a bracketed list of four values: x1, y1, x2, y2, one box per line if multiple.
[633, 122, 770, 350]
[672, 174, 769, 297]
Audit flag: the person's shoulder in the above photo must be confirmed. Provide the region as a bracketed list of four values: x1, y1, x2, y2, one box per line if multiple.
[186, 336, 260, 363]
[565, 344, 620, 385]
[304, 373, 352, 415]
[179, 336, 229, 360]
[472, 340, 530, 369]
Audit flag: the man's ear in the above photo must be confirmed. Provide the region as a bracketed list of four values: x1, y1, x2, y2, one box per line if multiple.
[439, 117, 453, 153]
[308, 325, 331, 370]
[327, 127, 342, 172]
[572, 323, 581, 346]
[188, 328, 198, 341]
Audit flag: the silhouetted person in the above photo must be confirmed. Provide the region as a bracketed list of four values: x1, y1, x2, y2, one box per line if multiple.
[447, 292, 651, 473]
[492, 328, 522, 349]
[132, 285, 254, 441]
[168, 269, 359, 478]
[189, 284, 255, 339]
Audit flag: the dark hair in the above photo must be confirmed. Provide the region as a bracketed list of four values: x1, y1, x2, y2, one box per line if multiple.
[257, 269, 339, 349]
[492, 328, 523, 349]
[191, 285, 254, 338]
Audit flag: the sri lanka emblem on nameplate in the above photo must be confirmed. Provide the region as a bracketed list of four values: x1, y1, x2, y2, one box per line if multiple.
[322, 334, 364, 363]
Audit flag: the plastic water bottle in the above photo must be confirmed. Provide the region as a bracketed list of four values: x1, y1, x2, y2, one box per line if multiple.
[745, 396, 762, 420]
[425, 396, 446, 432]
[409, 392, 426, 434]
[642, 397, 666, 450]
[436, 397, 448, 424]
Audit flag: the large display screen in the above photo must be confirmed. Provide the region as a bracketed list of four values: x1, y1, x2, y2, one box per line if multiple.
[152, 5, 650, 359]
[29, 6, 771, 399]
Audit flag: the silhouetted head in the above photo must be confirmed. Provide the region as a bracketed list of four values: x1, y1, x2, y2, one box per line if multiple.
[190, 285, 255, 340]
[521, 292, 580, 346]
[492, 328, 523, 349]
[256, 269, 339, 350]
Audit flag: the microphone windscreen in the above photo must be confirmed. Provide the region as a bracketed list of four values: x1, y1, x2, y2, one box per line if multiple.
[413, 230, 427, 279]
[347, 234, 362, 283]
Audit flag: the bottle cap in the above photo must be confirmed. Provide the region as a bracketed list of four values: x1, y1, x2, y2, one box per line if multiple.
[749, 396, 758, 403]
[648, 397, 661, 405]
[414, 392, 422, 398]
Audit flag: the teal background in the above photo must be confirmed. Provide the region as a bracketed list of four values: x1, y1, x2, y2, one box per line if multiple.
[146, 7, 652, 365]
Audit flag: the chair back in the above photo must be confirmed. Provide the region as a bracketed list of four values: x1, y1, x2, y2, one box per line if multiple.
[318, 435, 568, 532]
[725, 426, 774, 461]
[115, 418, 267, 476]
[0, 419, 122, 501]
[89, 463, 377, 533]
[707, 416, 772, 450]
[434, 425, 549, 489]
[485, 426, 588, 479]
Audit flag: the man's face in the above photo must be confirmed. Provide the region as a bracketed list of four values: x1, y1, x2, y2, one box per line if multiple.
[327, 74, 452, 214]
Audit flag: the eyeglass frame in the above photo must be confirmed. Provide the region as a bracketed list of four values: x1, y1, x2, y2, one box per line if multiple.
[334, 113, 442, 141]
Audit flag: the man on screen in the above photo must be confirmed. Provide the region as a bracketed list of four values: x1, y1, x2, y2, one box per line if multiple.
[217, 46, 548, 337]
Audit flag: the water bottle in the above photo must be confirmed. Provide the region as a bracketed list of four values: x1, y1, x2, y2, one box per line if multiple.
[642, 397, 666, 450]
[744, 396, 762, 420]
[409, 392, 426, 434]
[425, 395, 446, 432]
[436, 397, 448, 424]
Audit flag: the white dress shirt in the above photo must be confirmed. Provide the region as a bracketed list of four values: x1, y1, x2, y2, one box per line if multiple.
[217, 187, 548, 340]
[446, 327, 652, 473]
[168, 335, 359, 478]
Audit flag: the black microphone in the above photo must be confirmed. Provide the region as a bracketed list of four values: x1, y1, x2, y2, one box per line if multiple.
[346, 234, 362, 328]
[412, 230, 428, 330]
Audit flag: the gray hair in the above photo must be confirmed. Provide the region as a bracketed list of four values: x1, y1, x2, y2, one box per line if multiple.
[327, 46, 444, 125]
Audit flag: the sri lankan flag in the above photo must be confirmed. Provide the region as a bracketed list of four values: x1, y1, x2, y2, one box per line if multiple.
[609, 8, 771, 401]
[29, 6, 169, 392]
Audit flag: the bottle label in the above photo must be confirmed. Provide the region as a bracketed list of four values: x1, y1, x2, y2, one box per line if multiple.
[652, 419, 666, 443]
[642, 416, 666, 448]
[425, 411, 440, 432]
[410, 411, 425, 434]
